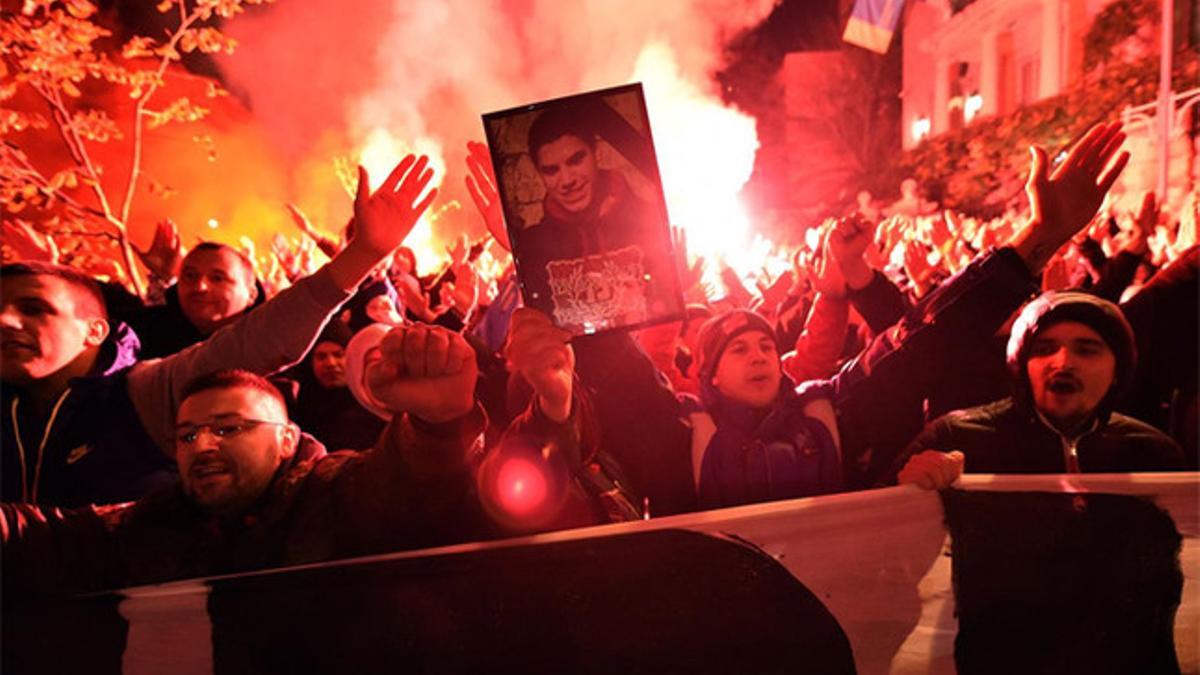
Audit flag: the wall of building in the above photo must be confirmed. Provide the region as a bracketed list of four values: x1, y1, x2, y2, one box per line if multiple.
[902, 0, 1115, 149]
[901, 0, 1198, 211]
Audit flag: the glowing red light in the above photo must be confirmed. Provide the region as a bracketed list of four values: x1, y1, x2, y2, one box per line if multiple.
[495, 458, 547, 516]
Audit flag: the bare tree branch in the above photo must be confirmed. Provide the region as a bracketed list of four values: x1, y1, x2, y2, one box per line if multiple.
[119, 0, 206, 226]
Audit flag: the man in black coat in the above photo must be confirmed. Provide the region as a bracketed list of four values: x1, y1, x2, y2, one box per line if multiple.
[896, 291, 1183, 487]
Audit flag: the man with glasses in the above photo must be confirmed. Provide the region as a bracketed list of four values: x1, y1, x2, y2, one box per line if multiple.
[2, 323, 487, 594]
[1, 155, 435, 508]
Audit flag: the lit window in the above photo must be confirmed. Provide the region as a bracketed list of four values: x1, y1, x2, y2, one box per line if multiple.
[964, 93, 984, 121]
[912, 116, 932, 142]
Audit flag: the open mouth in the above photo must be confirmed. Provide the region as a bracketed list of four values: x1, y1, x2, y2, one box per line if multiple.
[1047, 377, 1081, 395]
[560, 186, 589, 204]
[190, 463, 232, 480]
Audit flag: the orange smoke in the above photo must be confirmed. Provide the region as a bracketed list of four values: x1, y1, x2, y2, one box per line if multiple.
[212, 0, 774, 276]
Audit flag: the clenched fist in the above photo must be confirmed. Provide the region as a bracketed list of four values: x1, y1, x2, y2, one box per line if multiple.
[365, 324, 478, 423]
[898, 450, 965, 490]
[504, 308, 575, 422]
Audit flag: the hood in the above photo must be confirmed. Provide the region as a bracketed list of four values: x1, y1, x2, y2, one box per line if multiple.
[1005, 291, 1136, 417]
[96, 321, 143, 376]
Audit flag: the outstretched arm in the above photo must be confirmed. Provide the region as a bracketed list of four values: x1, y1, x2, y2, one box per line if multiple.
[285, 203, 343, 259]
[831, 215, 909, 333]
[340, 323, 488, 550]
[830, 122, 1130, 481]
[364, 323, 484, 473]
[130, 155, 440, 454]
[785, 227, 849, 383]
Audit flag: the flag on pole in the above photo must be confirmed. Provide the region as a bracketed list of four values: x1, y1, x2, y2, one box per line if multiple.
[842, 0, 906, 54]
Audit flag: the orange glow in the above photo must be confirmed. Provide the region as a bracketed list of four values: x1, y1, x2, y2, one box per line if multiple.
[355, 127, 449, 272]
[631, 43, 763, 294]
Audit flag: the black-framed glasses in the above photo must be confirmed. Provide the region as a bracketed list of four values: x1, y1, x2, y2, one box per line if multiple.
[175, 416, 288, 445]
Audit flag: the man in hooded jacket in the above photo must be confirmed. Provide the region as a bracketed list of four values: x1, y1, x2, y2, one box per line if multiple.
[895, 291, 1183, 487]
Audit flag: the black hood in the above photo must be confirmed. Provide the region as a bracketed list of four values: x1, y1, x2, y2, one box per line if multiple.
[1005, 291, 1137, 418]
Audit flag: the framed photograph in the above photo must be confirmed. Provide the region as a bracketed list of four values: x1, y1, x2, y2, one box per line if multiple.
[482, 83, 684, 336]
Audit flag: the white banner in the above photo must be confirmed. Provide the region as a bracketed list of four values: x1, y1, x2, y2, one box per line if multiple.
[114, 473, 1198, 674]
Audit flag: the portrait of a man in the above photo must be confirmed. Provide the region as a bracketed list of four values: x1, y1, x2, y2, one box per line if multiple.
[484, 85, 683, 335]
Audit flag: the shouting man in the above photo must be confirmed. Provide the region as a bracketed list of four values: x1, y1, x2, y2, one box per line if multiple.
[1, 323, 485, 594]
[897, 291, 1183, 487]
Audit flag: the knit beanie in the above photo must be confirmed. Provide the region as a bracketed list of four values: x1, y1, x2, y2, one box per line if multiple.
[1006, 291, 1137, 413]
[696, 309, 778, 390]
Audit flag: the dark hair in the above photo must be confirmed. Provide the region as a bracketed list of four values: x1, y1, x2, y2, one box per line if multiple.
[184, 242, 257, 285]
[314, 319, 353, 349]
[0, 261, 108, 320]
[527, 104, 598, 164]
[180, 369, 288, 414]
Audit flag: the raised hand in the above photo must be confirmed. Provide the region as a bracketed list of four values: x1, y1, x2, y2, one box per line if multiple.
[286, 203, 342, 258]
[942, 209, 961, 237]
[1121, 191, 1157, 256]
[1040, 252, 1072, 292]
[136, 218, 182, 280]
[465, 141, 509, 251]
[671, 226, 707, 299]
[718, 260, 754, 308]
[828, 215, 876, 290]
[352, 155, 438, 259]
[504, 308, 575, 422]
[810, 230, 847, 299]
[366, 323, 477, 423]
[1014, 122, 1130, 272]
[270, 234, 302, 282]
[394, 273, 433, 322]
[365, 294, 405, 326]
[903, 239, 937, 297]
[928, 211, 954, 252]
[285, 203, 320, 239]
[328, 155, 438, 293]
[447, 261, 480, 315]
[829, 215, 871, 262]
[898, 450, 965, 490]
[757, 269, 793, 310]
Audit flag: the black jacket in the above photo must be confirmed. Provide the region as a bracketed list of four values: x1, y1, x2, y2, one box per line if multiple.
[122, 281, 268, 360]
[1, 409, 487, 596]
[898, 397, 1183, 474]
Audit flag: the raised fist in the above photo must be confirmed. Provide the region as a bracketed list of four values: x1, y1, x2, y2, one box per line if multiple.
[503, 308, 575, 422]
[365, 323, 477, 423]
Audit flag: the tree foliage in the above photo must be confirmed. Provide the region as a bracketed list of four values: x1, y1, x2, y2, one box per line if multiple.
[1083, 0, 1158, 74]
[873, 37, 1198, 216]
[0, 0, 267, 293]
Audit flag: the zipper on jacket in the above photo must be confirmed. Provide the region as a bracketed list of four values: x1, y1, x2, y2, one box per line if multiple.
[10, 388, 72, 502]
[1034, 409, 1098, 473]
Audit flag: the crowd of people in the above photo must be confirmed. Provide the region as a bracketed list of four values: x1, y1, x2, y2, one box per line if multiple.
[1, 120, 1196, 596]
